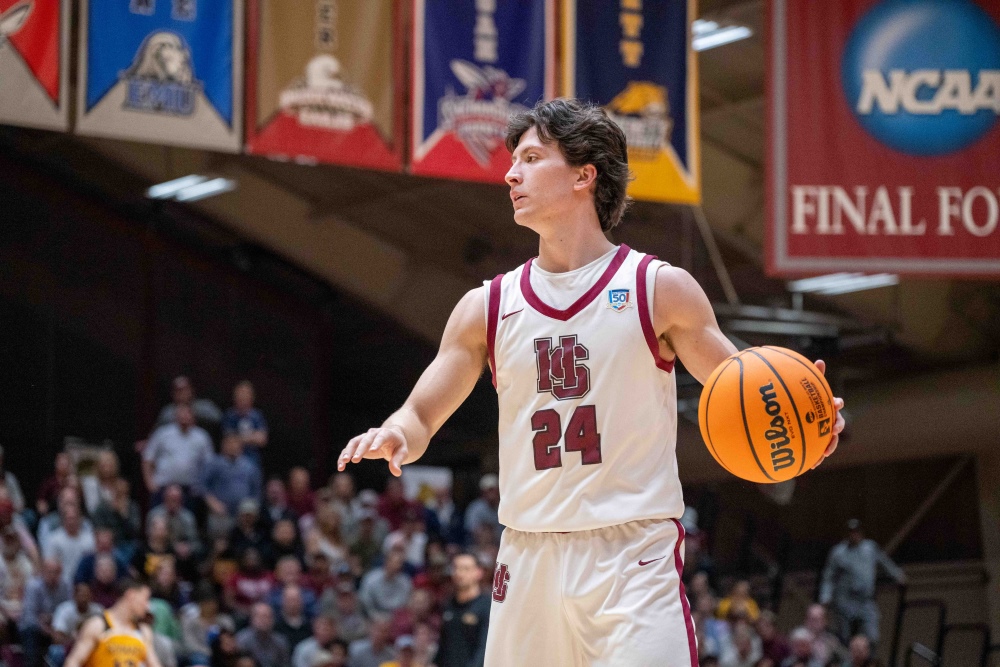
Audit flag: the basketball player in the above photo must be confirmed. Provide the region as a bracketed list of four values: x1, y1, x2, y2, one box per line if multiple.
[63, 577, 162, 667]
[337, 98, 845, 666]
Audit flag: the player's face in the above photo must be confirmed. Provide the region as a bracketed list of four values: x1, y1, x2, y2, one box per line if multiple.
[128, 587, 151, 620]
[505, 127, 586, 232]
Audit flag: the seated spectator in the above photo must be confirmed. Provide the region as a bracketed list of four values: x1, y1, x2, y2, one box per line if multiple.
[44, 502, 95, 586]
[462, 475, 501, 545]
[845, 634, 878, 667]
[210, 624, 241, 667]
[204, 435, 263, 538]
[306, 505, 349, 571]
[223, 381, 268, 470]
[783, 627, 821, 667]
[225, 548, 275, 620]
[151, 556, 188, 610]
[717, 580, 761, 623]
[91, 478, 142, 561]
[148, 484, 202, 554]
[73, 527, 128, 586]
[229, 500, 270, 558]
[235, 603, 290, 667]
[326, 474, 360, 541]
[143, 403, 213, 505]
[35, 453, 72, 519]
[37, 486, 87, 556]
[133, 515, 178, 580]
[469, 524, 499, 575]
[307, 644, 348, 667]
[350, 510, 386, 573]
[274, 585, 312, 648]
[302, 552, 337, 599]
[411, 544, 451, 611]
[19, 558, 71, 667]
[269, 556, 317, 613]
[410, 623, 437, 667]
[287, 468, 315, 520]
[262, 479, 296, 532]
[266, 519, 304, 569]
[82, 450, 123, 516]
[0, 524, 36, 588]
[720, 621, 762, 667]
[181, 581, 234, 666]
[347, 616, 395, 667]
[378, 634, 420, 667]
[206, 537, 241, 589]
[805, 603, 843, 666]
[694, 593, 730, 658]
[291, 615, 340, 667]
[426, 485, 462, 547]
[359, 550, 411, 618]
[377, 479, 418, 533]
[382, 507, 428, 570]
[389, 589, 438, 641]
[758, 609, 791, 665]
[88, 554, 120, 608]
[48, 582, 103, 666]
[323, 583, 367, 644]
[0, 446, 25, 514]
[688, 570, 716, 603]
[156, 375, 223, 432]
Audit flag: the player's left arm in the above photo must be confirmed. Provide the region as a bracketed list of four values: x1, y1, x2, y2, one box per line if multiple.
[141, 624, 165, 667]
[652, 265, 845, 467]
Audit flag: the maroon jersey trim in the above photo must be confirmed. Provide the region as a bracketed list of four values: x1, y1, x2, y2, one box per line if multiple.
[636, 255, 676, 373]
[487, 274, 503, 389]
[519, 244, 631, 321]
[671, 518, 699, 667]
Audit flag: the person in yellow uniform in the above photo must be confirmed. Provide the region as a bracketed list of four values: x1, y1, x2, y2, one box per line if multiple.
[64, 578, 163, 667]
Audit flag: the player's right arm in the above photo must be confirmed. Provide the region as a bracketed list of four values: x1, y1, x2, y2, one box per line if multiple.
[337, 286, 488, 477]
[62, 615, 104, 667]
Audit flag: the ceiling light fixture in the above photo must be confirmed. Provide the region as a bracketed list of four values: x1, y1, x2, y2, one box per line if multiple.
[787, 273, 900, 296]
[146, 174, 237, 202]
[692, 19, 752, 51]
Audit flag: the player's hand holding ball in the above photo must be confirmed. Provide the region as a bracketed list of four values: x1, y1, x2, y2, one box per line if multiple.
[338, 425, 410, 477]
[698, 346, 846, 483]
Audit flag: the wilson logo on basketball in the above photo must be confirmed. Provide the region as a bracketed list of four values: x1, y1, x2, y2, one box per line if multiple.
[759, 381, 796, 472]
[492, 563, 510, 603]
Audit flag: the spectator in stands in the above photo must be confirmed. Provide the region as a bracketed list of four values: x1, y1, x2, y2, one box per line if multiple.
[845, 634, 878, 667]
[266, 518, 304, 568]
[88, 554, 120, 608]
[37, 486, 86, 555]
[210, 625, 241, 667]
[819, 519, 905, 648]
[305, 505, 348, 571]
[133, 515, 176, 579]
[269, 556, 317, 616]
[0, 446, 25, 514]
[717, 580, 761, 623]
[48, 582, 103, 666]
[720, 621, 762, 667]
[694, 594, 730, 659]
[20, 558, 70, 667]
[805, 603, 843, 666]
[379, 635, 421, 667]
[223, 381, 268, 470]
[82, 450, 123, 516]
[287, 468, 315, 520]
[302, 552, 337, 599]
[383, 506, 428, 570]
[0, 524, 35, 587]
[149, 484, 201, 548]
[377, 479, 417, 533]
[230, 500, 270, 558]
[347, 616, 394, 667]
[73, 527, 127, 585]
[426, 486, 462, 547]
[307, 645, 348, 667]
[274, 585, 311, 648]
[757, 610, 791, 665]
[44, 502, 95, 586]
[389, 589, 438, 641]
[350, 509, 386, 573]
[411, 623, 437, 667]
[783, 627, 820, 667]
[326, 474, 359, 538]
[204, 434, 263, 538]
[325, 583, 367, 644]
[291, 614, 340, 667]
[91, 478, 142, 560]
[359, 550, 411, 618]
[411, 543, 451, 611]
[468, 524, 499, 577]
[181, 581, 233, 666]
[236, 603, 290, 667]
[225, 548, 275, 620]
[463, 475, 501, 547]
[35, 453, 72, 519]
[435, 552, 489, 667]
[262, 479, 296, 533]
[150, 556, 187, 610]
[144, 403, 214, 505]
[157, 375, 223, 431]
[688, 571, 716, 604]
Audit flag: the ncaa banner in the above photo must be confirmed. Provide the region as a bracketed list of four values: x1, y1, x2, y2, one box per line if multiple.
[0, 0, 70, 131]
[768, 0, 1000, 277]
[411, 0, 556, 182]
[245, 0, 403, 170]
[563, 0, 700, 205]
[76, 0, 243, 152]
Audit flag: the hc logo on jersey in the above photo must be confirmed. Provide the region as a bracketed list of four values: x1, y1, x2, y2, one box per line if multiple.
[534, 335, 591, 400]
[492, 563, 510, 603]
[607, 288, 632, 312]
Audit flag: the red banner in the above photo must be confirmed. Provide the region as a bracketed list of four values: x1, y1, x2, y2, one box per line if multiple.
[0, 0, 69, 131]
[767, 0, 1000, 277]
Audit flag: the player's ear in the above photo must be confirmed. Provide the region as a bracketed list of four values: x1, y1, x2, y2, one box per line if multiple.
[574, 164, 598, 192]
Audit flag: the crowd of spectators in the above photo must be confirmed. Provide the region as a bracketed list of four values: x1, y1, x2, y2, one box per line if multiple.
[0, 377, 499, 667]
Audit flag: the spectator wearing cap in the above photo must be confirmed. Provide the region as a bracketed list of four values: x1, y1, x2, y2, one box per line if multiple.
[436, 552, 489, 667]
[236, 603, 290, 667]
[19, 558, 71, 667]
[203, 434, 263, 537]
[291, 614, 340, 667]
[156, 375, 223, 431]
[348, 616, 395, 667]
[223, 381, 269, 470]
[382, 506, 428, 569]
[144, 403, 214, 505]
[463, 475, 502, 547]
[148, 484, 202, 555]
[359, 550, 412, 618]
[820, 519, 905, 648]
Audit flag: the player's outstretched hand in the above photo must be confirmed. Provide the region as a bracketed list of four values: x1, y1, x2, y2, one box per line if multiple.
[812, 359, 846, 469]
[337, 426, 409, 477]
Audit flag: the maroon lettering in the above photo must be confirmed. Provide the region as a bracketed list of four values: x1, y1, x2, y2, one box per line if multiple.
[531, 409, 562, 470]
[533, 335, 591, 400]
[529, 405, 603, 471]
[564, 404, 602, 465]
[492, 563, 510, 602]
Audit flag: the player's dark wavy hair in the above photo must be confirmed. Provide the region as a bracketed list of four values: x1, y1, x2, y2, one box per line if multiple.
[505, 98, 633, 232]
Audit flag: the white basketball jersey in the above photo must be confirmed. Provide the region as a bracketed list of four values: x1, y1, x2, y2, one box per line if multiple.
[484, 244, 685, 533]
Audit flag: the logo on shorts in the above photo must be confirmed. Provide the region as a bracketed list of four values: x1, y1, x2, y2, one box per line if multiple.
[607, 288, 632, 312]
[492, 563, 510, 603]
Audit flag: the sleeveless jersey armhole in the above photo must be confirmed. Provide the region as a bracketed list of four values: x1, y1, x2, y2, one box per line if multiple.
[636, 255, 675, 374]
[486, 274, 503, 389]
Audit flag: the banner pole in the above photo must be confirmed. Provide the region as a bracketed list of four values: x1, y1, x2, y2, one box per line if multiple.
[690, 205, 741, 307]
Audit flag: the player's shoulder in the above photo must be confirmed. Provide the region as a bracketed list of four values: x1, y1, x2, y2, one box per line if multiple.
[79, 613, 108, 636]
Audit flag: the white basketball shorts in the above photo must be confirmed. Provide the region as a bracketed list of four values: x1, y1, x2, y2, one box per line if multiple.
[483, 518, 698, 667]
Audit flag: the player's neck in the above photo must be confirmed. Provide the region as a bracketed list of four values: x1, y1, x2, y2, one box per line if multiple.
[108, 606, 134, 628]
[534, 225, 615, 274]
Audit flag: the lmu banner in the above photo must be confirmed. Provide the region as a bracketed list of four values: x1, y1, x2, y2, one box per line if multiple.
[0, 0, 70, 131]
[563, 0, 700, 205]
[411, 0, 556, 182]
[246, 0, 403, 170]
[76, 0, 243, 152]
[768, 0, 1000, 276]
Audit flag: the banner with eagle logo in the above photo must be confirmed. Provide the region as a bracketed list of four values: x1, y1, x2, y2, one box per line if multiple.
[76, 0, 243, 152]
[410, 0, 556, 182]
[245, 0, 403, 170]
[0, 0, 70, 131]
[563, 0, 700, 204]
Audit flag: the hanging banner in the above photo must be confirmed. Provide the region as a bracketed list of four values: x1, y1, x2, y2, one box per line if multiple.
[768, 0, 1000, 277]
[411, 0, 556, 182]
[563, 0, 700, 204]
[0, 0, 70, 131]
[76, 0, 243, 152]
[246, 0, 403, 170]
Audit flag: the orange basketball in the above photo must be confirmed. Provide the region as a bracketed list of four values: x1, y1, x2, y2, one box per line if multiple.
[698, 346, 835, 483]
